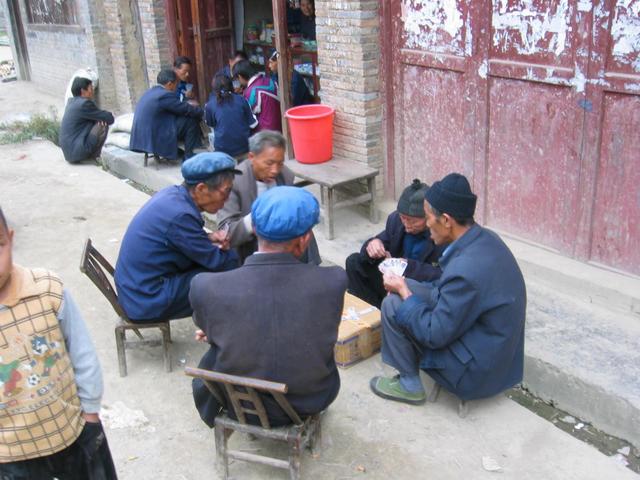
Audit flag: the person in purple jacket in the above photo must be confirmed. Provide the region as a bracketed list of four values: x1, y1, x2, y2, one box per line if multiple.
[233, 60, 282, 132]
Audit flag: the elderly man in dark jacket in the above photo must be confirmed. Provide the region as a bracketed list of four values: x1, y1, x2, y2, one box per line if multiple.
[370, 173, 526, 405]
[59, 77, 114, 163]
[346, 179, 444, 308]
[191, 186, 346, 427]
[130, 69, 203, 161]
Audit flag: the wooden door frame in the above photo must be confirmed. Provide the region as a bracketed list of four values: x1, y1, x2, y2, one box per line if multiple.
[7, 0, 30, 80]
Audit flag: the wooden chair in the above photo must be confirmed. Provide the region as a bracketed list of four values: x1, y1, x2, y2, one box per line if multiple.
[185, 366, 322, 480]
[79, 238, 171, 377]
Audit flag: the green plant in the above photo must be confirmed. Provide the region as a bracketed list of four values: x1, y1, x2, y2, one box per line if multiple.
[0, 109, 61, 146]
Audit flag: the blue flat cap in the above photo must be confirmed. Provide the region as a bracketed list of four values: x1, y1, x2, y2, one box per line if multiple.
[251, 186, 319, 242]
[181, 152, 242, 185]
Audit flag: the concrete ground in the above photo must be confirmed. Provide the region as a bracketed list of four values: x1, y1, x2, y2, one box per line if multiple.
[1, 80, 638, 479]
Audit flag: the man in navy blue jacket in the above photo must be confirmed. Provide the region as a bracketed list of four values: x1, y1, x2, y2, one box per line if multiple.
[115, 152, 241, 323]
[370, 173, 526, 405]
[130, 69, 203, 161]
[346, 179, 444, 308]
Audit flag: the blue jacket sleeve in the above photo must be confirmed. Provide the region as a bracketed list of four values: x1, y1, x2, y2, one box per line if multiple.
[57, 289, 103, 413]
[396, 273, 481, 349]
[159, 93, 203, 119]
[166, 213, 239, 271]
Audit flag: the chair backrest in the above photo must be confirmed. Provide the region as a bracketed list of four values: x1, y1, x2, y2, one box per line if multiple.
[185, 366, 303, 428]
[79, 238, 127, 319]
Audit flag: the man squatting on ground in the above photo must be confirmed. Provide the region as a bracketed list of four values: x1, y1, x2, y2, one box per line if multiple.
[370, 173, 527, 405]
[129, 69, 203, 162]
[191, 186, 347, 427]
[217, 130, 321, 264]
[346, 179, 445, 308]
[115, 152, 240, 323]
[0, 207, 117, 479]
[59, 77, 114, 164]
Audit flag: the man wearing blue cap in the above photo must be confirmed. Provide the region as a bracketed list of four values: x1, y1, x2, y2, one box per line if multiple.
[115, 152, 241, 323]
[370, 173, 526, 405]
[190, 186, 347, 427]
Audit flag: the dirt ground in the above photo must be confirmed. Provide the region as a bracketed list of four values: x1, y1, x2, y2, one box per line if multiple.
[0, 79, 637, 479]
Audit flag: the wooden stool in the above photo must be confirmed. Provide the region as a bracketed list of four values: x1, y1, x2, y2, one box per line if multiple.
[428, 383, 469, 418]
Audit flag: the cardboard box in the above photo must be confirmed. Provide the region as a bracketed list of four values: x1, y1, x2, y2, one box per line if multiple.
[335, 293, 381, 368]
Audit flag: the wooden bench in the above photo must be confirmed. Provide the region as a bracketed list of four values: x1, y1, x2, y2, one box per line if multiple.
[285, 158, 380, 240]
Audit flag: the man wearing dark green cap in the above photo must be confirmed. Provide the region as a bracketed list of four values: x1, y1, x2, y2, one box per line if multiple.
[370, 173, 526, 405]
[345, 179, 444, 308]
[190, 186, 346, 427]
[115, 152, 241, 323]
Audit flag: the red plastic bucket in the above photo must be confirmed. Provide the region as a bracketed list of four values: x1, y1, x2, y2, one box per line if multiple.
[285, 104, 335, 164]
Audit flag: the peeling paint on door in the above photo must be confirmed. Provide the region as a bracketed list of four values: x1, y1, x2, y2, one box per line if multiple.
[611, 0, 640, 71]
[401, 0, 467, 56]
[492, 0, 571, 56]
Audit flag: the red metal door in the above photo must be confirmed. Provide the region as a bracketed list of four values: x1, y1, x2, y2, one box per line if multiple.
[383, 0, 640, 275]
[191, 0, 234, 103]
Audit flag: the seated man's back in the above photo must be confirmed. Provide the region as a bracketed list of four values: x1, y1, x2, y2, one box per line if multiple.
[191, 186, 346, 426]
[130, 69, 203, 161]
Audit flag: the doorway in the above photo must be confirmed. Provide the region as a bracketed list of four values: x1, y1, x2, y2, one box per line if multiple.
[7, 0, 30, 80]
[167, 0, 235, 104]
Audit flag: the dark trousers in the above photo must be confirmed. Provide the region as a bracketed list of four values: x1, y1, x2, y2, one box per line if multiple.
[380, 279, 435, 377]
[87, 122, 109, 159]
[345, 253, 386, 308]
[0, 422, 117, 480]
[130, 267, 207, 324]
[175, 116, 202, 160]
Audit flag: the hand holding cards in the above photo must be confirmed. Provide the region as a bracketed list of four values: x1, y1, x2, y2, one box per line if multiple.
[378, 258, 408, 276]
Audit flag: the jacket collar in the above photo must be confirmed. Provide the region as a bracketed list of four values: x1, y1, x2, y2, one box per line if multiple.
[178, 184, 202, 217]
[243, 252, 302, 266]
[247, 72, 265, 88]
[439, 223, 482, 269]
[1, 265, 35, 307]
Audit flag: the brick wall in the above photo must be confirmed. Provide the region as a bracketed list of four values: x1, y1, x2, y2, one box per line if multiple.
[138, 0, 172, 87]
[20, 0, 97, 103]
[315, 0, 383, 180]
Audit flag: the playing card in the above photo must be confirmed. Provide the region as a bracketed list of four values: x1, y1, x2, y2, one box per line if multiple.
[378, 258, 408, 276]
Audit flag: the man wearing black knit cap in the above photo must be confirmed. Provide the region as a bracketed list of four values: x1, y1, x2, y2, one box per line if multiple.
[370, 173, 526, 405]
[345, 179, 445, 308]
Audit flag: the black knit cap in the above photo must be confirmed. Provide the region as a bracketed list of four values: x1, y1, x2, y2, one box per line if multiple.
[424, 173, 477, 219]
[397, 179, 428, 217]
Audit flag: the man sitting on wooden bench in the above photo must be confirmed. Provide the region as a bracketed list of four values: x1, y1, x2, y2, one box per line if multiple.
[190, 186, 347, 427]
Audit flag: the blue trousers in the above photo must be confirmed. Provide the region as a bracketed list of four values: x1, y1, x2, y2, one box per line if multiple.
[380, 279, 435, 377]
[130, 267, 207, 323]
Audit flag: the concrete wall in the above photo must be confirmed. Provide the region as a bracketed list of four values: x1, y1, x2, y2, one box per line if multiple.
[315, 0, 383, 181]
